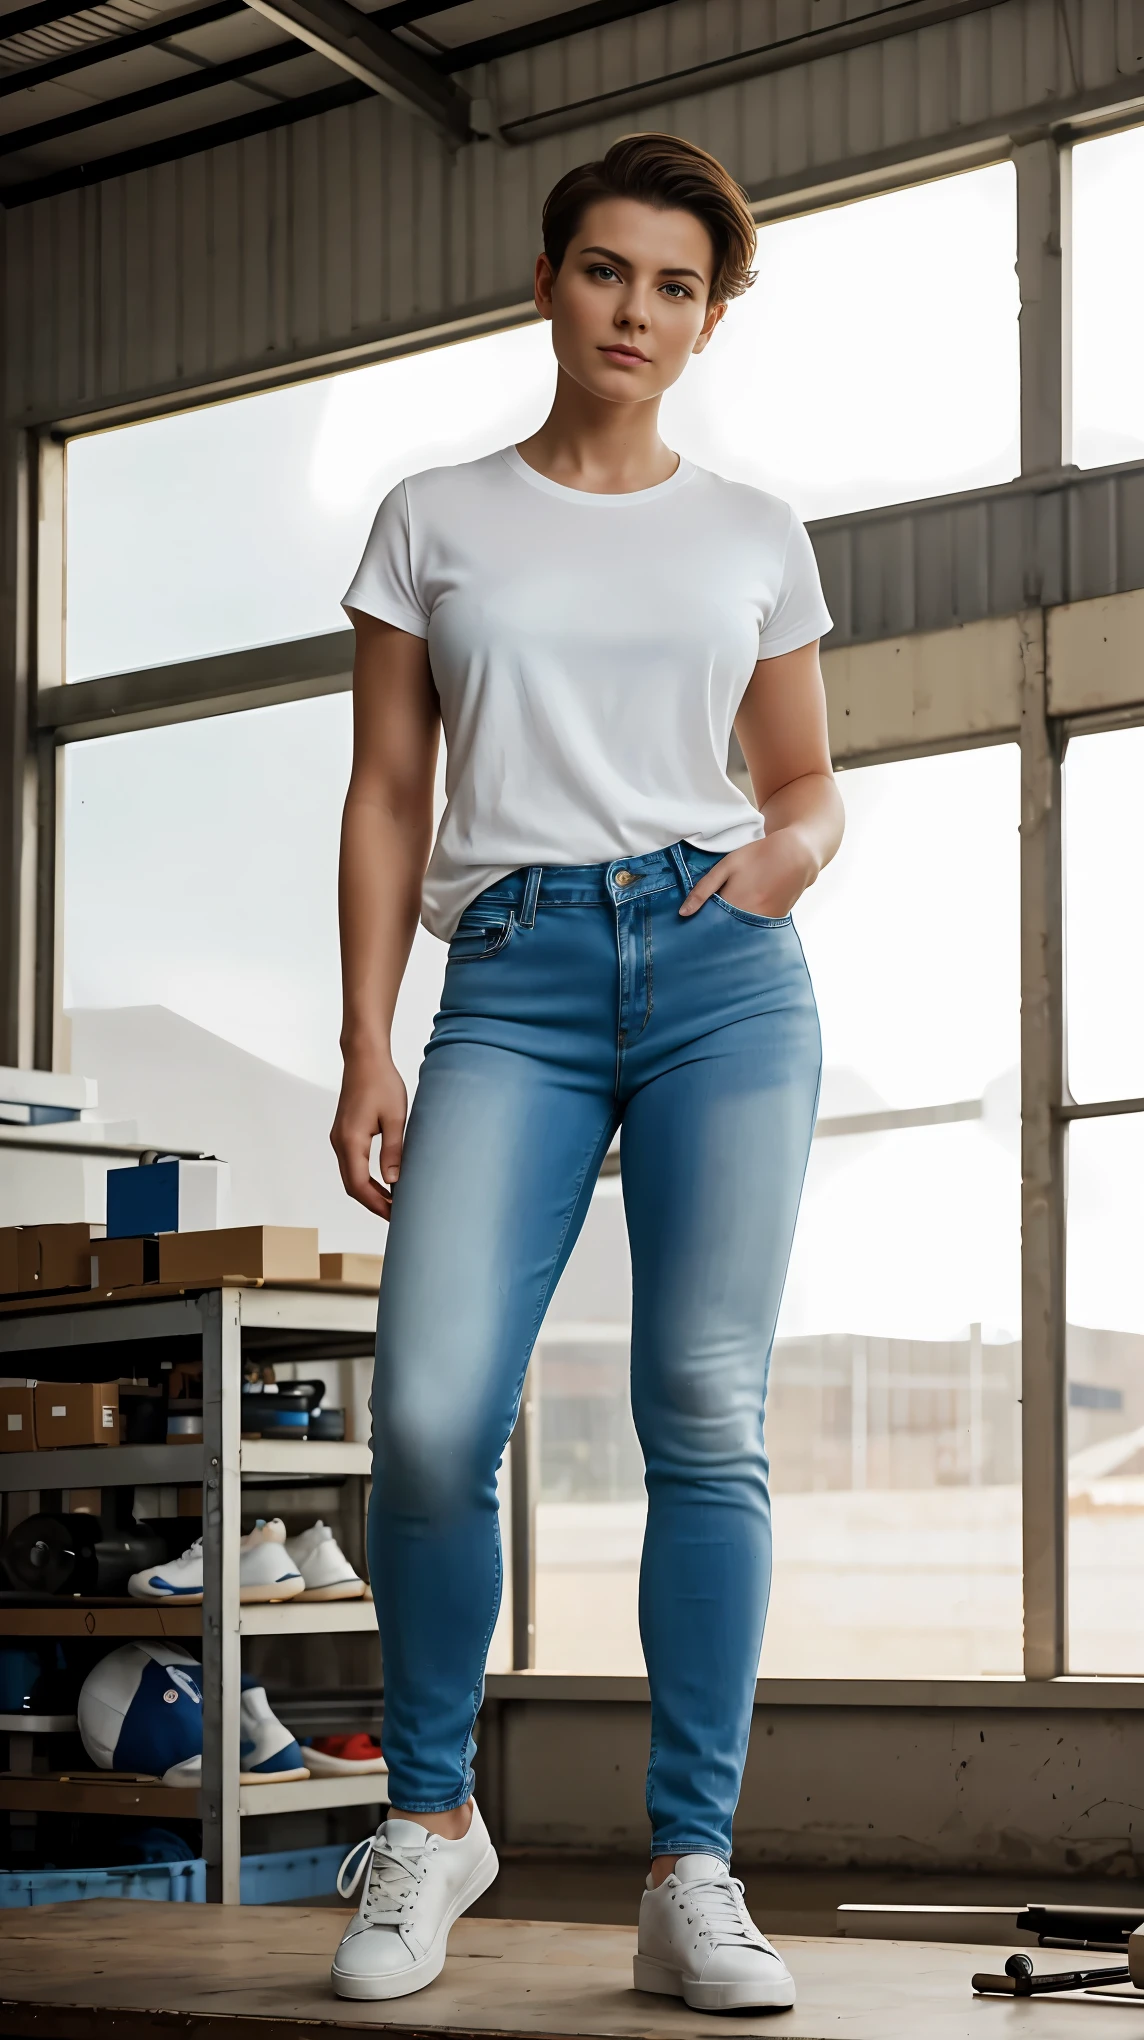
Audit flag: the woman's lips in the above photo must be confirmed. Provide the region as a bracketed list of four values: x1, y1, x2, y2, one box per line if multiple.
[599, 345, 649, 363]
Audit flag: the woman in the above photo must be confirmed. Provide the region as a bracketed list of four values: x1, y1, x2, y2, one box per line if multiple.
[329, 131, 843, 2012]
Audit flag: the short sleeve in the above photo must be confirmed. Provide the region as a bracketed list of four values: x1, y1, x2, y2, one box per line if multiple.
[342, 480, 429, 638]
[757, 508, 833, 658]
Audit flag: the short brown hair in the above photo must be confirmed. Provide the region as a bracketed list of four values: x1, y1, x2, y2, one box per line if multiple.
[541, 133, 757, 305]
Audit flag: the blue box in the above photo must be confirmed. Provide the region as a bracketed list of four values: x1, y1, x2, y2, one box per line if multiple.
[105, 1159, 230, 1239]
[0, 1844, 356, 1907]
[106, 1161, 180, 1238]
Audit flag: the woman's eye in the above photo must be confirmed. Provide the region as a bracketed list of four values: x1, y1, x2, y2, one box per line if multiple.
[589, 264, 620, 282]
[661, 282, 691, 299]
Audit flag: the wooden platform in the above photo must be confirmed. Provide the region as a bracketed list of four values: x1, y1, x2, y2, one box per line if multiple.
[1, 1901, 1141, 2039]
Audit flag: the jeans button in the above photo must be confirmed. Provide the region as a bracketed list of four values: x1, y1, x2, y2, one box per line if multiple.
[614, 870, 634, 887]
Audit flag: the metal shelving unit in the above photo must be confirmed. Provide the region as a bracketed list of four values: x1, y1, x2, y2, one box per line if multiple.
[0, 1280, 384, 1901]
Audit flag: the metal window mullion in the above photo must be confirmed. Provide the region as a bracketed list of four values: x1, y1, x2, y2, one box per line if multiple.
[1014, 134, 1073, 476]
[509, 1364, 538, 1672]
[201, 1287, 243, 1902]
[1019, 619, 1068, 1678]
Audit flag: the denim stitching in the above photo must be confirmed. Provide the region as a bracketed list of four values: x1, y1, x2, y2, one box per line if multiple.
[459, 1516, 503, 1805]
[710, 893, 792, 930]
[449, 911, 518, 962]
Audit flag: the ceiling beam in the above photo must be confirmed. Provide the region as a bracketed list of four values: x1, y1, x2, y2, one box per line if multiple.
[0, 0, 244, 103]
[439, 0, 669, 74]
[238, 0, 470, 139]
[0, 35, 305, 156]
[0, 72, 368, 203]
[0, 0, 121, 40]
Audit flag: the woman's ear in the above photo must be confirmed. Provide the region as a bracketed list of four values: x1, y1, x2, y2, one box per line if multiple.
[534, 252, 556, 321]
[692, 300, 726, 356]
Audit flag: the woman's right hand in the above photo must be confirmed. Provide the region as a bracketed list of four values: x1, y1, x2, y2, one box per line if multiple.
[330, 1051, 409, 1221]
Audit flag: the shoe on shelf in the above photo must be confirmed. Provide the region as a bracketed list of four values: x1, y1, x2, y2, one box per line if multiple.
[331, 1800, 498, 2001]
[128, 1538, 205, 1604]
[284, 1521, 366, 1601]
[633, 1855, 796, 2011]
[127, 1519, 305, 1605]
[304, 1733, 388, 1776]
[238, 1519, 305, 1603]
[239, 1678, 310, 1784]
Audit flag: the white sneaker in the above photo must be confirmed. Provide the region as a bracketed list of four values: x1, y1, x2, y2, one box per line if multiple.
[331, 1802, 498, 2001]
[284, 1520, 366, 1601]
[236, 1518, 305, 1603]
[127, 1518, 305, 1605]
[239, 1681, 310, 1783]
[633, 1854, 796, 2011]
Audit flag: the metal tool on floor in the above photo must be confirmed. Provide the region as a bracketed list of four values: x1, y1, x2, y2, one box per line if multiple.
[971, 1905, 1144, 2000]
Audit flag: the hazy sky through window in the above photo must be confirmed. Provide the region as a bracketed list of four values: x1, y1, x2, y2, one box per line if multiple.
[65, 163, 1019, 681]
[1072, 123, 1144, 468]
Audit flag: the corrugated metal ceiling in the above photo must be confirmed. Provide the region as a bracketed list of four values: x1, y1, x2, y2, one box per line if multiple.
[0, 0, 1020, 205]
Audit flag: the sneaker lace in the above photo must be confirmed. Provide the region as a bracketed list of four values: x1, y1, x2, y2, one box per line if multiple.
[336, 1831, 433, 1923]
[178, 1538, 203, 1563]
[681, 1873, 758, 1948]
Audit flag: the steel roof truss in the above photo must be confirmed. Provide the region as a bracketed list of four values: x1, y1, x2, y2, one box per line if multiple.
[238, 0, 470, 139]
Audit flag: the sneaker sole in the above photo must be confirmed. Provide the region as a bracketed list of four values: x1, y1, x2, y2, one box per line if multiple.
[304, 1755, 389, 1776]
[296, 1582, 367, 1601]
[632, 1953, 796, 2011]
[129, 1579, 306, 1605]
[331, 1842, 499, 2001]
[240, 1766, 311, 1784]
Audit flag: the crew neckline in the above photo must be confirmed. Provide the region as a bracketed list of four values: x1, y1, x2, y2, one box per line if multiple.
[500, 444, 696, 505]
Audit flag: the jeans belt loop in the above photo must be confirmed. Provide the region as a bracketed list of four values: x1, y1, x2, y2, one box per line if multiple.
[519, 865, 542, 928]
[668, 841, 694, 899]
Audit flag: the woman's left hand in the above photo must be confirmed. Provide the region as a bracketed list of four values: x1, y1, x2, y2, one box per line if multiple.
[679, 829, 816, 920]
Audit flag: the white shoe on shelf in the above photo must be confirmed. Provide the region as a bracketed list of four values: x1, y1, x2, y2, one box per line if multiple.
[128, 1538, 205, 1604]
[284, 1520, 366, 1601]
[239, 1680, 310, 1783]
[331, 1801, 498, 2001]
[236, 1518, 305, 1603]
[127, 1518, 305, 1605]
[633, 1854, 796, 2011]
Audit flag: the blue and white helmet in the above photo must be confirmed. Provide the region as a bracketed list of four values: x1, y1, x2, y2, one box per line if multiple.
[78, 1642, 203, 1782]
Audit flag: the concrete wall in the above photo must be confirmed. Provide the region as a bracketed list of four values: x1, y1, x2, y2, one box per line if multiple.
[481, 1682, 1144, 1876]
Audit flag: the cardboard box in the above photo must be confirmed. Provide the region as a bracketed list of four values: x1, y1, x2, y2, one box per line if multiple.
[33, 1381, 120, 1449]
[89, 1237, 159, 1292]
[0, 1385, 36, 1450]
[0, 1229, 19, 1296]
[106, 1159, 231, 1240]
[158, 1226, 320, 1287]
[319, 1253, 383, 1288]
[17, 1224, 96, 1294]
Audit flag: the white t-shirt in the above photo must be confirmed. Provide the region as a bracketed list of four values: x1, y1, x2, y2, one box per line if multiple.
[343, 446, 832, 940]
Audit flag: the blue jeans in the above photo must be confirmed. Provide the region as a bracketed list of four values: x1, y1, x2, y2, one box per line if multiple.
[369, 840, 821, 1862]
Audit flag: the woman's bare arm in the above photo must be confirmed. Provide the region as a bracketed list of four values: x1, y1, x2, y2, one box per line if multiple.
[330, 612, 440, 1219]
[679, 640, 844, 919]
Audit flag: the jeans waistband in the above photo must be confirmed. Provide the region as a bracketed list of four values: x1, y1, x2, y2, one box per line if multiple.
[476, 841, 723, 922]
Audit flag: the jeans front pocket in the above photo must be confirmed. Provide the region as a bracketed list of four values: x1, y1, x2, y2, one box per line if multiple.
[448, 910, 516, 963]
[710, 892, 793, 930]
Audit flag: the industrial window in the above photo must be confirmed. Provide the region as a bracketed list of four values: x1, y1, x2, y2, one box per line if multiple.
[61, 699, 448, 1254]
[664, 161, 1020, 520]
[1064, 728, 1144, 1675]
[64, 163, 1019, 680]
[1072, 122, 1144, 470]
[535, 746, 1023, 1678]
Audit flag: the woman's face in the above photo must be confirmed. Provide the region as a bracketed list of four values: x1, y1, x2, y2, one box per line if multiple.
[535, 195, 724, 406]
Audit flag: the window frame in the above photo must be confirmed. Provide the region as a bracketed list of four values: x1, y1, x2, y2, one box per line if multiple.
[16, 129, 1144, 1694]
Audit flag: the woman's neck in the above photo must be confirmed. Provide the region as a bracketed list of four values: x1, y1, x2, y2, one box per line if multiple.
[516, 368, 679, 494]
